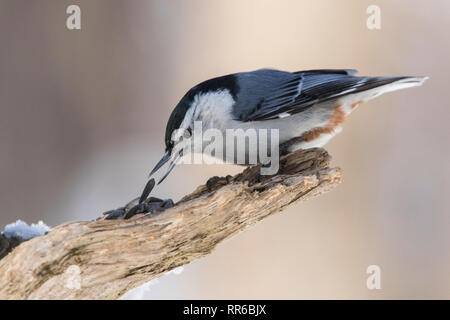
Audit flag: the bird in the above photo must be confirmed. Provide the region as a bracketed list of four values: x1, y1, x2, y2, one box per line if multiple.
[148, 68, 427, 184]
[104, 68, 427, 220]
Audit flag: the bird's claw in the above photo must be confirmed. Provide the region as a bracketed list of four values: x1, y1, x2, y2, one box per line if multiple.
[206, 175, 233, 191]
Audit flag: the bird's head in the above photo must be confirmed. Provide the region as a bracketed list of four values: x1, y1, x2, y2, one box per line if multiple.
[149, 73, 239, 184]
[149, 93, 195, 184]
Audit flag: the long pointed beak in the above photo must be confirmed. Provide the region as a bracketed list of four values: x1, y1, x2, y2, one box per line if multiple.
[157, 151, 182, 185]
[148, 151, 171, 178]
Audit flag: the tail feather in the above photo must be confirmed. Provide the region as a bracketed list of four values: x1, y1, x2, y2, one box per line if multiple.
[355, 76, 428, 100]
[337, 76, 428, 113]
[297, 73, 428, 106]
[376, 76, 428, 94]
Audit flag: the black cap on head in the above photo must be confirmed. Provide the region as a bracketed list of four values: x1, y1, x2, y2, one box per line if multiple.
[164, 73, 239, 151]
[165, 95, 191, 151]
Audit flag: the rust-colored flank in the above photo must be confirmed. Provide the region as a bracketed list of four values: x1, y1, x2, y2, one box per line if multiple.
[351, 100, 365, 109]
[300, 105, 346, 142]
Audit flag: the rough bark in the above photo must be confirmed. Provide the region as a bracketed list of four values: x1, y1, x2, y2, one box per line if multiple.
[0, 235, 23, 260]
[0, 148, 342, 300]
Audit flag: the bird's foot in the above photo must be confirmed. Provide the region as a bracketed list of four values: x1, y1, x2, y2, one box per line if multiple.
[206, 175, 233, 191]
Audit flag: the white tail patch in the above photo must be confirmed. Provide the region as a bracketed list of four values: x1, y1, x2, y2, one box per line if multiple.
[340, 76, 428, 115]
[374, 77, 428, 96]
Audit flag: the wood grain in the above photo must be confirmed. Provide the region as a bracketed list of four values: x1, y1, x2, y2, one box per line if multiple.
[0, 148, 341, 299]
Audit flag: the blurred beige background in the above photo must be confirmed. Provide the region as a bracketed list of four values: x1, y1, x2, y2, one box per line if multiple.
[1, 0, 449, 299]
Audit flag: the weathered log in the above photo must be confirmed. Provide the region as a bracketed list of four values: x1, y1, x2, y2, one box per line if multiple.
[0, 148, 342, 299]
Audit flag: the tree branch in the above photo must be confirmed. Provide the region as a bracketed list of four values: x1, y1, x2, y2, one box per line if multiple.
[0, 148, 342, 299]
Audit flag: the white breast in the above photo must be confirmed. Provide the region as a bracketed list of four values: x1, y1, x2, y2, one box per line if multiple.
[192, 89, 236, 131]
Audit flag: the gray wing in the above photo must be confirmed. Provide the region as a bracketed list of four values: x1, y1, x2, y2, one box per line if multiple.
[233, 69, 407, 121]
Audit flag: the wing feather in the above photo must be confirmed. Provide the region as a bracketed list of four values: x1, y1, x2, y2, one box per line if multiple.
[242, 69, 409, 121]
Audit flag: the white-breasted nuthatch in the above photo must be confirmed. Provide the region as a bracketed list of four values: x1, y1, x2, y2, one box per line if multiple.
[149, 68, 427, 184]
[104, 68, 428, 220]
